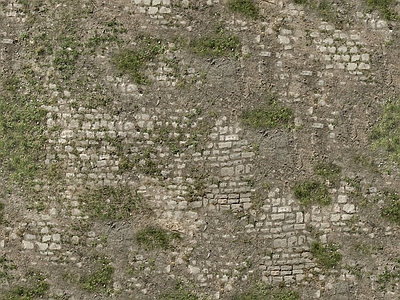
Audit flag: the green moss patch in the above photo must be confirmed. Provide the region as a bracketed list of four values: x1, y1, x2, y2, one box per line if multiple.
[311, 241, 342, 269]
[294, 180, 331, 206]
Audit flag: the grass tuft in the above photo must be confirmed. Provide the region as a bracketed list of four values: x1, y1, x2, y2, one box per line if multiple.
[160, 280, 199, 300]
[370, 98, 400, 162]
[294, 180, 331, 206]
[381, 191, 400, 224]
[0, 91, 47, 183]
[311, 241, 342, 269]
[81, 186, 144, 221]
[314, 161, 342, 183]
[136, 226, 180, 250]
[366, 0, 398, 20]
[228, 0, 259, 19]
[80, 256, 114, 293]
[231, 284, 300, 300]
[0, 270, 49, 300]
[241, 104, 293, 131]
[190, 30, 241, 57]
[112, 35, 165, 84]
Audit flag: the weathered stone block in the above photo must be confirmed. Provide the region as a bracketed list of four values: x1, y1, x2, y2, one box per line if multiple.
[271, 213, 285, 220]
[273, 238, 287, 248]
[22, 241, 34, 250]
[221, 167, 234, 177]
[36, 242, 48, 251]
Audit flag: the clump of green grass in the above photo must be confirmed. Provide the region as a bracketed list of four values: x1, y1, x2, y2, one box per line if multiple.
[0, 202, 4, 224]
[81, 186, 144, 221]
[231, 284, 300, 300]
[292, 0, 336, 22]
[80, 256, 114, 294]
[354, 154, 380, 173]
[381, 191, 400, 224]
[53, 35, 81, 79]
[0, 270, 49, 300]
[294, 180, 331, 206]
[370, 98, 400, 162]
[190, 30, 241, 57]
[228, 0, 259, 19]
[113, 35, 165, 84]
[0, 86, 47, 183]
[135, 149, 163, 177]
[366, 0, 398, 21]
[159, 279, 199, 300]
[241, 104, 293, 131]
[314, 161, 342, 182]
[378, 265, 400, 290]
[0, 255, 17, 283]
[311, 241, 342, 269]
[136, 226, 180, 250]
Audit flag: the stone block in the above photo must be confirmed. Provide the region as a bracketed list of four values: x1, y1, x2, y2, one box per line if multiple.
[341, 214, 353, 221]
[358, 62, 370, 70]
[270, 270, 280, 276]
[25, 234, 36, 240]
[273, 238, 287, 248]
[338, 195, 347, 203]
[284, 275, 296, 283]
[278, 206, 291, 213]
[235, 165, 244, 175]
[42, 235, 51, 242]
[36, 242, 48, 251]
[288, 236, 297, 246]
[231, 204, 242, 212]
[296, 212, 303, 223]
[52, 234, 61, 242]
[219, 142, 232, 149]
[221, 167, 234, 177]
[347, 63, 357, 71]
[296, 274, 305, 281]
[294, 224, 306, 230]
[343, 204, 355, 214]
[271, 213, 285, 220]
[243, 203, 252, 210]
[22, 240, 34, 250]
[330, 214, 341, 221]
[188, 265, 200, 274]
[272, 276, 283, 283]
[361, 53, 370, 61]
[278, 35, 290, 44]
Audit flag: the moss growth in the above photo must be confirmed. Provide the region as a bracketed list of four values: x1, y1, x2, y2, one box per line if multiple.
[0, 90, 47, 183]
[378, 265, 400, 290]
[136, 226, 181, 250]
[81, 186, 144, 221]
[314, 161, 342, 185]
[0, 255, 17, 283]
[231, 284, 300, 300]
[0, 202, 4, 224]
[311, 241, 342, 269]
[80, 256, 114, 294]
[366, 0, 398, 21]
[370, 98, 400, 163]
[190, 30, 241, 57]
[228, 0, 259, 19]
[1, 270, 49, 300]
[112, 35, 165, 84]
[53, 35, 81, 79]
[159, 279, 199, 299]
[293, 0, 337, 22]
[241, 104, 293, 131]
[381, 191, 400, 224]
[294, 180, 331, 206]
